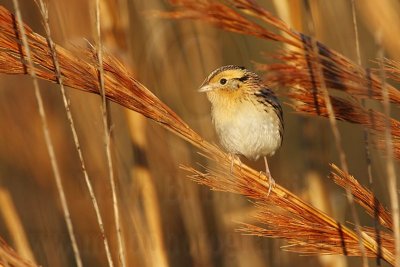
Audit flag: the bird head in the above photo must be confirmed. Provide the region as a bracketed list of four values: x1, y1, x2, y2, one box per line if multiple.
[198, 65, 261, 104]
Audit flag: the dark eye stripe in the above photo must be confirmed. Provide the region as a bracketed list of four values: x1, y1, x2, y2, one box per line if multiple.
[238, 75, 249, 82]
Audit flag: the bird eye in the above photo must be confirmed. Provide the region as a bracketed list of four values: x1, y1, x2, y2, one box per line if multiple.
[220, 78, 227, 85]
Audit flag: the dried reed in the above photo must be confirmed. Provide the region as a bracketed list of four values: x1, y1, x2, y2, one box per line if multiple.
[330, 164, 392, 229]
[302, 25, 368, 265]
[181, 163, 393, 260]
[0, 237, 36, 267]
[127, 107, 169, 267]
[34, 1, 83, 266]
[350, 0, 374, 187]
[93, 0, 122, 266]
[378, 49, 400, 267]
[0, 187, 35, 264]
[288, 87, 400, 138]
[161, 0, 400, 106]
[0, 2, 398, 266]
[8, 1, 75, 266]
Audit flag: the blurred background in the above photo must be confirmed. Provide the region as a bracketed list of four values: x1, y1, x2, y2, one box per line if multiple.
[0, 0, 399, 266]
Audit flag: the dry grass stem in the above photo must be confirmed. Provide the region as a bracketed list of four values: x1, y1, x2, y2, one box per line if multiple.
[350, 0, 374, 187]
[289, 87, 400, 160]
[378, 49, 400, 266]
[94, 0, 123, 266]
[156, 0, 300, 47]
[384, 59, 400, 80]
[0, 238, 37, 267]
[259, 51, 400, 105]
[134, 167, 170, 267]
[351, 0, 362, 67]
[9, 1, 75, 266]
[181, 164, 393, 261]
[0, 188, 35, 263]
[288, 88, 400, 134]
[305, 34, 368, 266]
[34, 1, 84, 266]
[330, 164, 392, 229]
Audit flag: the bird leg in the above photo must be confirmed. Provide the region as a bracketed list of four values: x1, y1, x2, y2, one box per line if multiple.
[229, 153, 241, 175]
[263, 156, 275, 197]
[229, 153, 233, 174]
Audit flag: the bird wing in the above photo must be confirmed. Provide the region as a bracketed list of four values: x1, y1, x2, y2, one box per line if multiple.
[254, 88, 284, 144]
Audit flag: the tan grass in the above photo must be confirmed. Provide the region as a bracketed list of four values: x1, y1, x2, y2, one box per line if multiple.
[378, 49, 400, 267]
[302, 31, 368, 265]
[0, 187, 35, 264]
[0, 2, 397, 266]
[34, 1, 84, 266]
[330, 164, 392, 229]
[93, 0, 122, 266]
[0, 237, 36, 267]
[95, 0, 127, 267]
[288, 86, 400, 164]
[288, 87, 400, 137]
[9, 1, 78, 266]
[183, 163, 393, 260]
[127, 112, 170, 267]
[258, 50, 400, 105]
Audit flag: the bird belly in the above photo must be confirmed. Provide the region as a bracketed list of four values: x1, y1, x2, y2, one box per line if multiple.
[212, 101, 282, 160]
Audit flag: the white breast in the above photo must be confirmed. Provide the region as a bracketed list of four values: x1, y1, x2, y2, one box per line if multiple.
[212, 100, 282, 160]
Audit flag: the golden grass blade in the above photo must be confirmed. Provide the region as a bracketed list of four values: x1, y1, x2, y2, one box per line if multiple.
[288, 87, 400, 138]
[377, 139, 400, 162]
[383, 59, 400, 83]
[363, 227, 393, 254]
[0, 238, 37, 267]
[156, 0, 300, 47]
[238, 210, 366, 256]
[0, 4, 396, 265]
[181, 163, 394, 261]
[288, 87, 400, 161]
[330, 164, 392, 229]
[260, 50, 400, 105]
[127, 112, 170, 267]
[0, 187, 35, 263]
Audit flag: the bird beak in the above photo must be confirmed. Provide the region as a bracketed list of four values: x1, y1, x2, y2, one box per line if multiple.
[198, 84, 215, 93]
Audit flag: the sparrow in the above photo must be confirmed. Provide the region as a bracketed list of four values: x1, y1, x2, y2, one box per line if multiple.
[199, 65, 283, 195]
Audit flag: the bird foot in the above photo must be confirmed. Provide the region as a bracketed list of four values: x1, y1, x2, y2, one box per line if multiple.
[258, 171, 275, 197]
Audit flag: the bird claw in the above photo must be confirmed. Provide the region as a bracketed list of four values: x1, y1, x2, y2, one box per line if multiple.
[258, 171, 275, 197]
[267, 175, 276, 197]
